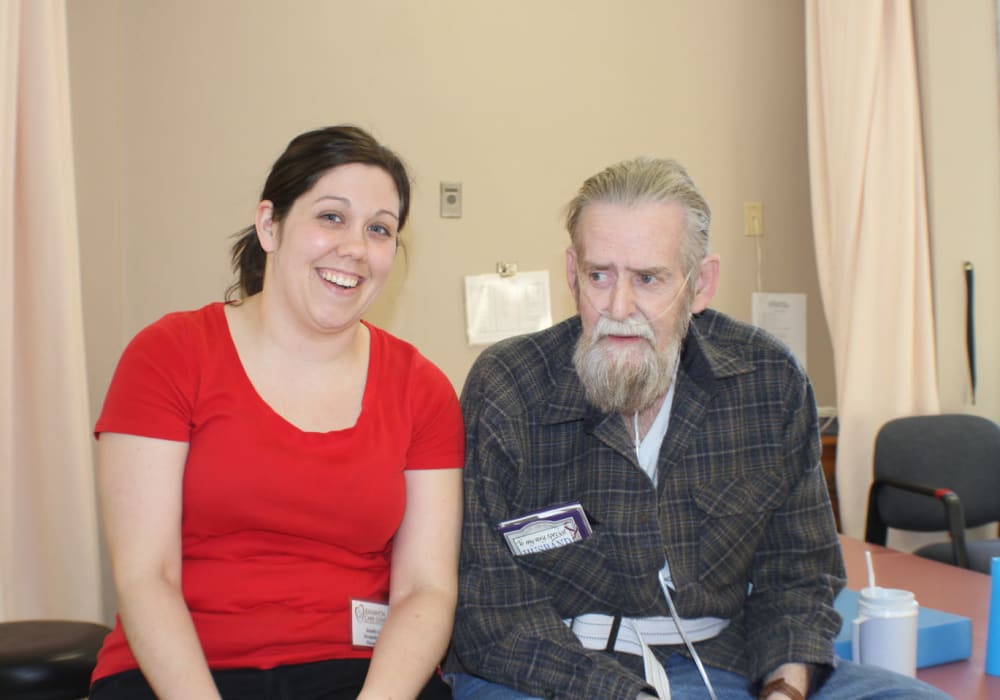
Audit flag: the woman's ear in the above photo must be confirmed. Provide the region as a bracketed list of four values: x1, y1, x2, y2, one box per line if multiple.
[691, 254, 720, 314]
[255, 201, 278, 253]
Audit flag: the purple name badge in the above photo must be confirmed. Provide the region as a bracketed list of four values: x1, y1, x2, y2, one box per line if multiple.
[498, 502, 593, 556]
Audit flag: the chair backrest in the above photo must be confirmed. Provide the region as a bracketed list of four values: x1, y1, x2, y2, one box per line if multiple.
[874, 414, 1000, 530]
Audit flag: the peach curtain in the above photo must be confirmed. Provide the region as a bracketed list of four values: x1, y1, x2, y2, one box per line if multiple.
[805, 0, 940, 539]
[0, 0, 102, 621]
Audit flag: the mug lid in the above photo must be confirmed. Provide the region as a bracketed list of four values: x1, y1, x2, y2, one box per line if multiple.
[858, 586, 917, 614]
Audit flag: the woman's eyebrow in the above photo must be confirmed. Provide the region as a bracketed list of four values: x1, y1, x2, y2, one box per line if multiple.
[311, 195, 398, 221]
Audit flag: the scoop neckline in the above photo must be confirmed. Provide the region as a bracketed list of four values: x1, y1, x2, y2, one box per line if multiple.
[215, 302, 375, 436]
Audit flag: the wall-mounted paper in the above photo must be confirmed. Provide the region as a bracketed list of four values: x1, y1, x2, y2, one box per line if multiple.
[464, 270, 552, 345]
[752, 292, 807, 369]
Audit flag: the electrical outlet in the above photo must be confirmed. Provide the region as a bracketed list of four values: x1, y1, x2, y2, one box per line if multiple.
[744, 202, 763, 237]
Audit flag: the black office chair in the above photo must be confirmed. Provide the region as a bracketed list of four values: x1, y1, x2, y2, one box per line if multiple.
[864, 413, 1000, 573]
[0, 619, 110, 699]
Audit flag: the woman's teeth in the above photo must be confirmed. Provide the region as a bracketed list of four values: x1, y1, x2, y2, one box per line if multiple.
[320, 271, 359, 288]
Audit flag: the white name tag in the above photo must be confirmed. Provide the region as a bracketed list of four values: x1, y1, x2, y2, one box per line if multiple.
[351, 599, 389, 647]
[498, 502, 593, 556]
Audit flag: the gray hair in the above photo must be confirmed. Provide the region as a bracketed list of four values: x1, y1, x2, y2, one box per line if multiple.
[564, 157, 711, 278]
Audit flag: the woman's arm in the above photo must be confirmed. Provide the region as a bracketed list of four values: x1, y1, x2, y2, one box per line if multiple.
[98, 432, 221, 700]
[358, 467, 463, 700]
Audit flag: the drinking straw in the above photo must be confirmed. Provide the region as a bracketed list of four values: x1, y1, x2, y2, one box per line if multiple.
[865, 550, 876, 589]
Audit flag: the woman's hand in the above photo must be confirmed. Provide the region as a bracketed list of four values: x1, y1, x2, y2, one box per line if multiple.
[358, 467, 463, 699]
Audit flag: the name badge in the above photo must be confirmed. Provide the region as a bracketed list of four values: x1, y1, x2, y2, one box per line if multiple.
[351, 599, 389, 647]
[498, 502, 593, 556]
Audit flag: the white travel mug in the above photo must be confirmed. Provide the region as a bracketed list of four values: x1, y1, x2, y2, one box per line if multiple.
[851, 586, 918, 677]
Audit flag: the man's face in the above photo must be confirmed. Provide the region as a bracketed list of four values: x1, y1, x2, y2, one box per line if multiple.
[567, 200, 714, 414]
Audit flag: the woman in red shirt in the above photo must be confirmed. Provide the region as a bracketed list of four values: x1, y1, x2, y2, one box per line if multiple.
[90, 126, 464, 700]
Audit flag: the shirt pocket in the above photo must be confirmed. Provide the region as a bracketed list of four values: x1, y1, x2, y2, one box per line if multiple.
[514, 525, 620, 613]
[690, 470, 788, 585]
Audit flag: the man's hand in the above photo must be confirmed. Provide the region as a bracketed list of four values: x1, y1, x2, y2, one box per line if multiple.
[761, 662, 809, 699]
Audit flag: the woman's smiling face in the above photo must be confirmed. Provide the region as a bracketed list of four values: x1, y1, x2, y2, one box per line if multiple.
[256, 162, 401, 334]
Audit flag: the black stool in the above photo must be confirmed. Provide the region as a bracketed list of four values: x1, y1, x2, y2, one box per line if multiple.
[0, 620, 110, 699]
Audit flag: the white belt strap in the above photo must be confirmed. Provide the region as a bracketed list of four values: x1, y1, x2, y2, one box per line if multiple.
[634, 619, 672, 700]
[564, 613, 729, 700]
[566, 613, 729, 656]
[565, 572, 726, 700]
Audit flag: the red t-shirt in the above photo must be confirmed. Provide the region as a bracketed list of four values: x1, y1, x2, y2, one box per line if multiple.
[92, 303, 464, 680]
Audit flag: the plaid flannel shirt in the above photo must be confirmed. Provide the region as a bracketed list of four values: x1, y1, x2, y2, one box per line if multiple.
[445, 309, 845, 699]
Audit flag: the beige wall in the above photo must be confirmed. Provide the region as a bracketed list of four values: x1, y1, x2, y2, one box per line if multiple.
[68, 0, 833, 415]
[915, 0, 1000, 421]
[67, 0, 836, 620]
[65, 0, 1000, 626]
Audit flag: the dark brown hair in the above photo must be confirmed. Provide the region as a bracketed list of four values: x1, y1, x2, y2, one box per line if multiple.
[226, 125, 411, 300]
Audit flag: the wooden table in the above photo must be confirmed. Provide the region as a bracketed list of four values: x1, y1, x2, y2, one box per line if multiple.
[840, 535, 1000, 699]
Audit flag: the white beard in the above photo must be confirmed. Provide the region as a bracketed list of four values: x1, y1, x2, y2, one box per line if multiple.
[573, 310, 689, 415]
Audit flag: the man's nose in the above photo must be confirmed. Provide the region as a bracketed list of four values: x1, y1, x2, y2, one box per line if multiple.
[608, 278, 637, 320]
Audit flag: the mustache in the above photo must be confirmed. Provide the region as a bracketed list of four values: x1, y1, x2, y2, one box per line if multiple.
[591, 315, 655, 343]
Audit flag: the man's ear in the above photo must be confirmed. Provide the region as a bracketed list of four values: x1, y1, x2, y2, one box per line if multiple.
[691, 254, 720, 314]
[565, 246, 579, 298]
[255, 201, 278, 253]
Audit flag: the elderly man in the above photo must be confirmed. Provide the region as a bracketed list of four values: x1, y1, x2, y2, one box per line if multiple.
[443, 158, 946, 699]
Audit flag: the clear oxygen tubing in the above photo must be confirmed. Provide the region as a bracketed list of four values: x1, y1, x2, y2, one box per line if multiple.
[576, 263, 718, 699]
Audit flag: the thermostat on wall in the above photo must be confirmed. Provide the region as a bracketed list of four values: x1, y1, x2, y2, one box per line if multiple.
[440, 182, 462, 218]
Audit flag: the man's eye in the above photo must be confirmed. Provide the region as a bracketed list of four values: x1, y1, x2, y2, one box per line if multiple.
[638, 274, 657, 285]
[588, 271, 607, 283]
